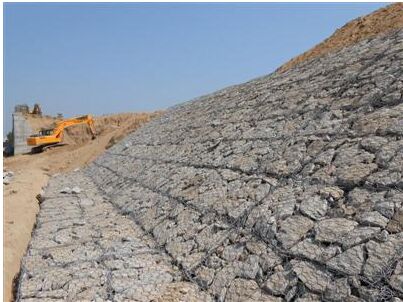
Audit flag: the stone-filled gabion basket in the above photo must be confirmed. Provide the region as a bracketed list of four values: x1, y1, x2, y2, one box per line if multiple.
[17, 29, 403, 301]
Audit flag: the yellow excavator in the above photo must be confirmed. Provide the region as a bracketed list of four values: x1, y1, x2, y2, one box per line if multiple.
[27, 114, 96, 153]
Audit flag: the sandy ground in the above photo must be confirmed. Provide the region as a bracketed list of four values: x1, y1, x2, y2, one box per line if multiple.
[3, 158, 48, 302]
[3, 112, 160, 301]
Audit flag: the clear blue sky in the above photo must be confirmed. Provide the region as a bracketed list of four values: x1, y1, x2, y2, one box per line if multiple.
[4, 2, 387, 135]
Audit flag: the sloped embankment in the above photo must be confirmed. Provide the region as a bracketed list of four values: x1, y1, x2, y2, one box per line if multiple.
[18, 30, 403, 301]
[278, 3, 403, 72]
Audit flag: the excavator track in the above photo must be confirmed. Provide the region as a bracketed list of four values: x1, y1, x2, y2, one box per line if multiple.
[30, 143, 66, 154]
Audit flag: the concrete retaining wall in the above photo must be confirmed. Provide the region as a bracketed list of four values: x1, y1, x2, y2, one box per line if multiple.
[12, 113, 32, 155]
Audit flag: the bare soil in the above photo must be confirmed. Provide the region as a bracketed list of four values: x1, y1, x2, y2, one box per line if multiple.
[3, 112, 161, 302]
[278, 3, 403, 72]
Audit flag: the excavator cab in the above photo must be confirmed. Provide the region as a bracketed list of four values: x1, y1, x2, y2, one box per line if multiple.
[39, 129, 54, 136]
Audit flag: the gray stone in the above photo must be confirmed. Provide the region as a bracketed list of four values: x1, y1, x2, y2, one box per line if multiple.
[364, 235, 403, 282]
[390, 261, 403, 294]
[79, 198, 94, 207]
[291, 238, 339, 262]
[259, 249, 282, 273]
[376, 141, 401, 168]
[226, 279, 282, 302]
[274, 200, 296, 219]
[327, 245, 365, 275]
[336, 163, 378, 188]
[295, 293, 321, 302]
[206, 255, 224, 270]
[387, 209, 403, 233]
[341, 227, 380, 249]
[234, 255, 260, 279]
[356, 211, 389, 228]
[315, 218, 358, 243]
[376, 229, 389, 242]
[360, 136, 388, 153]
[300, 195, 328, 220]
[324, 278, 351, 301]
[285, 285, 298, 302]
[277, 215, 314, 248]
[60, 187, 72, 194]
[366, 170, 402, 188]
[348, 188, 384, 207]
[358, 287, 382, 302]
[71, 186, 82, 194]
[319, 186, 344, 201]
[314, 149, 336, 166]
[195, 266, 215, 288]
[211, 265, 237, 299]
[3, 171, 14, 185]
[262, 271, 290, 295]
[292, 260, 332, 293]
[245, 240, 267, 256]
[222, 244, 244, 261]
[374, 202, 395, 219]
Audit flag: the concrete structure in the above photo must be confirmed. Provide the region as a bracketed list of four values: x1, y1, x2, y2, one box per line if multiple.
[12, 112, 32, 155]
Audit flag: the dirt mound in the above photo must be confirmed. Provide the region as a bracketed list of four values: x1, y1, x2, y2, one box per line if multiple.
[21, 111, 164, 173]
[278, 3, 403, 72]
[24, 115, 59, 131]
[63, 112, 162, 146]
[25, 112, 162, 148]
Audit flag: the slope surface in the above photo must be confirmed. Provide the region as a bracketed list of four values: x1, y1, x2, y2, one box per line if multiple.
[18, 30, 403, 301]
[278, 3, 403, 72]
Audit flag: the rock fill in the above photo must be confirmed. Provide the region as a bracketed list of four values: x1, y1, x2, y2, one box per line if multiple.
[17, 29, 403, 301]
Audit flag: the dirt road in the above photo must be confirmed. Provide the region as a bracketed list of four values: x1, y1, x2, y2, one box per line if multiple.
[3, 159, 48, 302]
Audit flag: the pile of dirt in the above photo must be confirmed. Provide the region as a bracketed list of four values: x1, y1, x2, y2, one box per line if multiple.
[25, 111, 162, 150]
[278, 3, 403, 72]
[24, 115, 60, 132]
[63, 112, 162, 147]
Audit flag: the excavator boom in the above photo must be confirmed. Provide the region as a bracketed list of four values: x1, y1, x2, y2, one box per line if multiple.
[27, 115, 96, 150]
